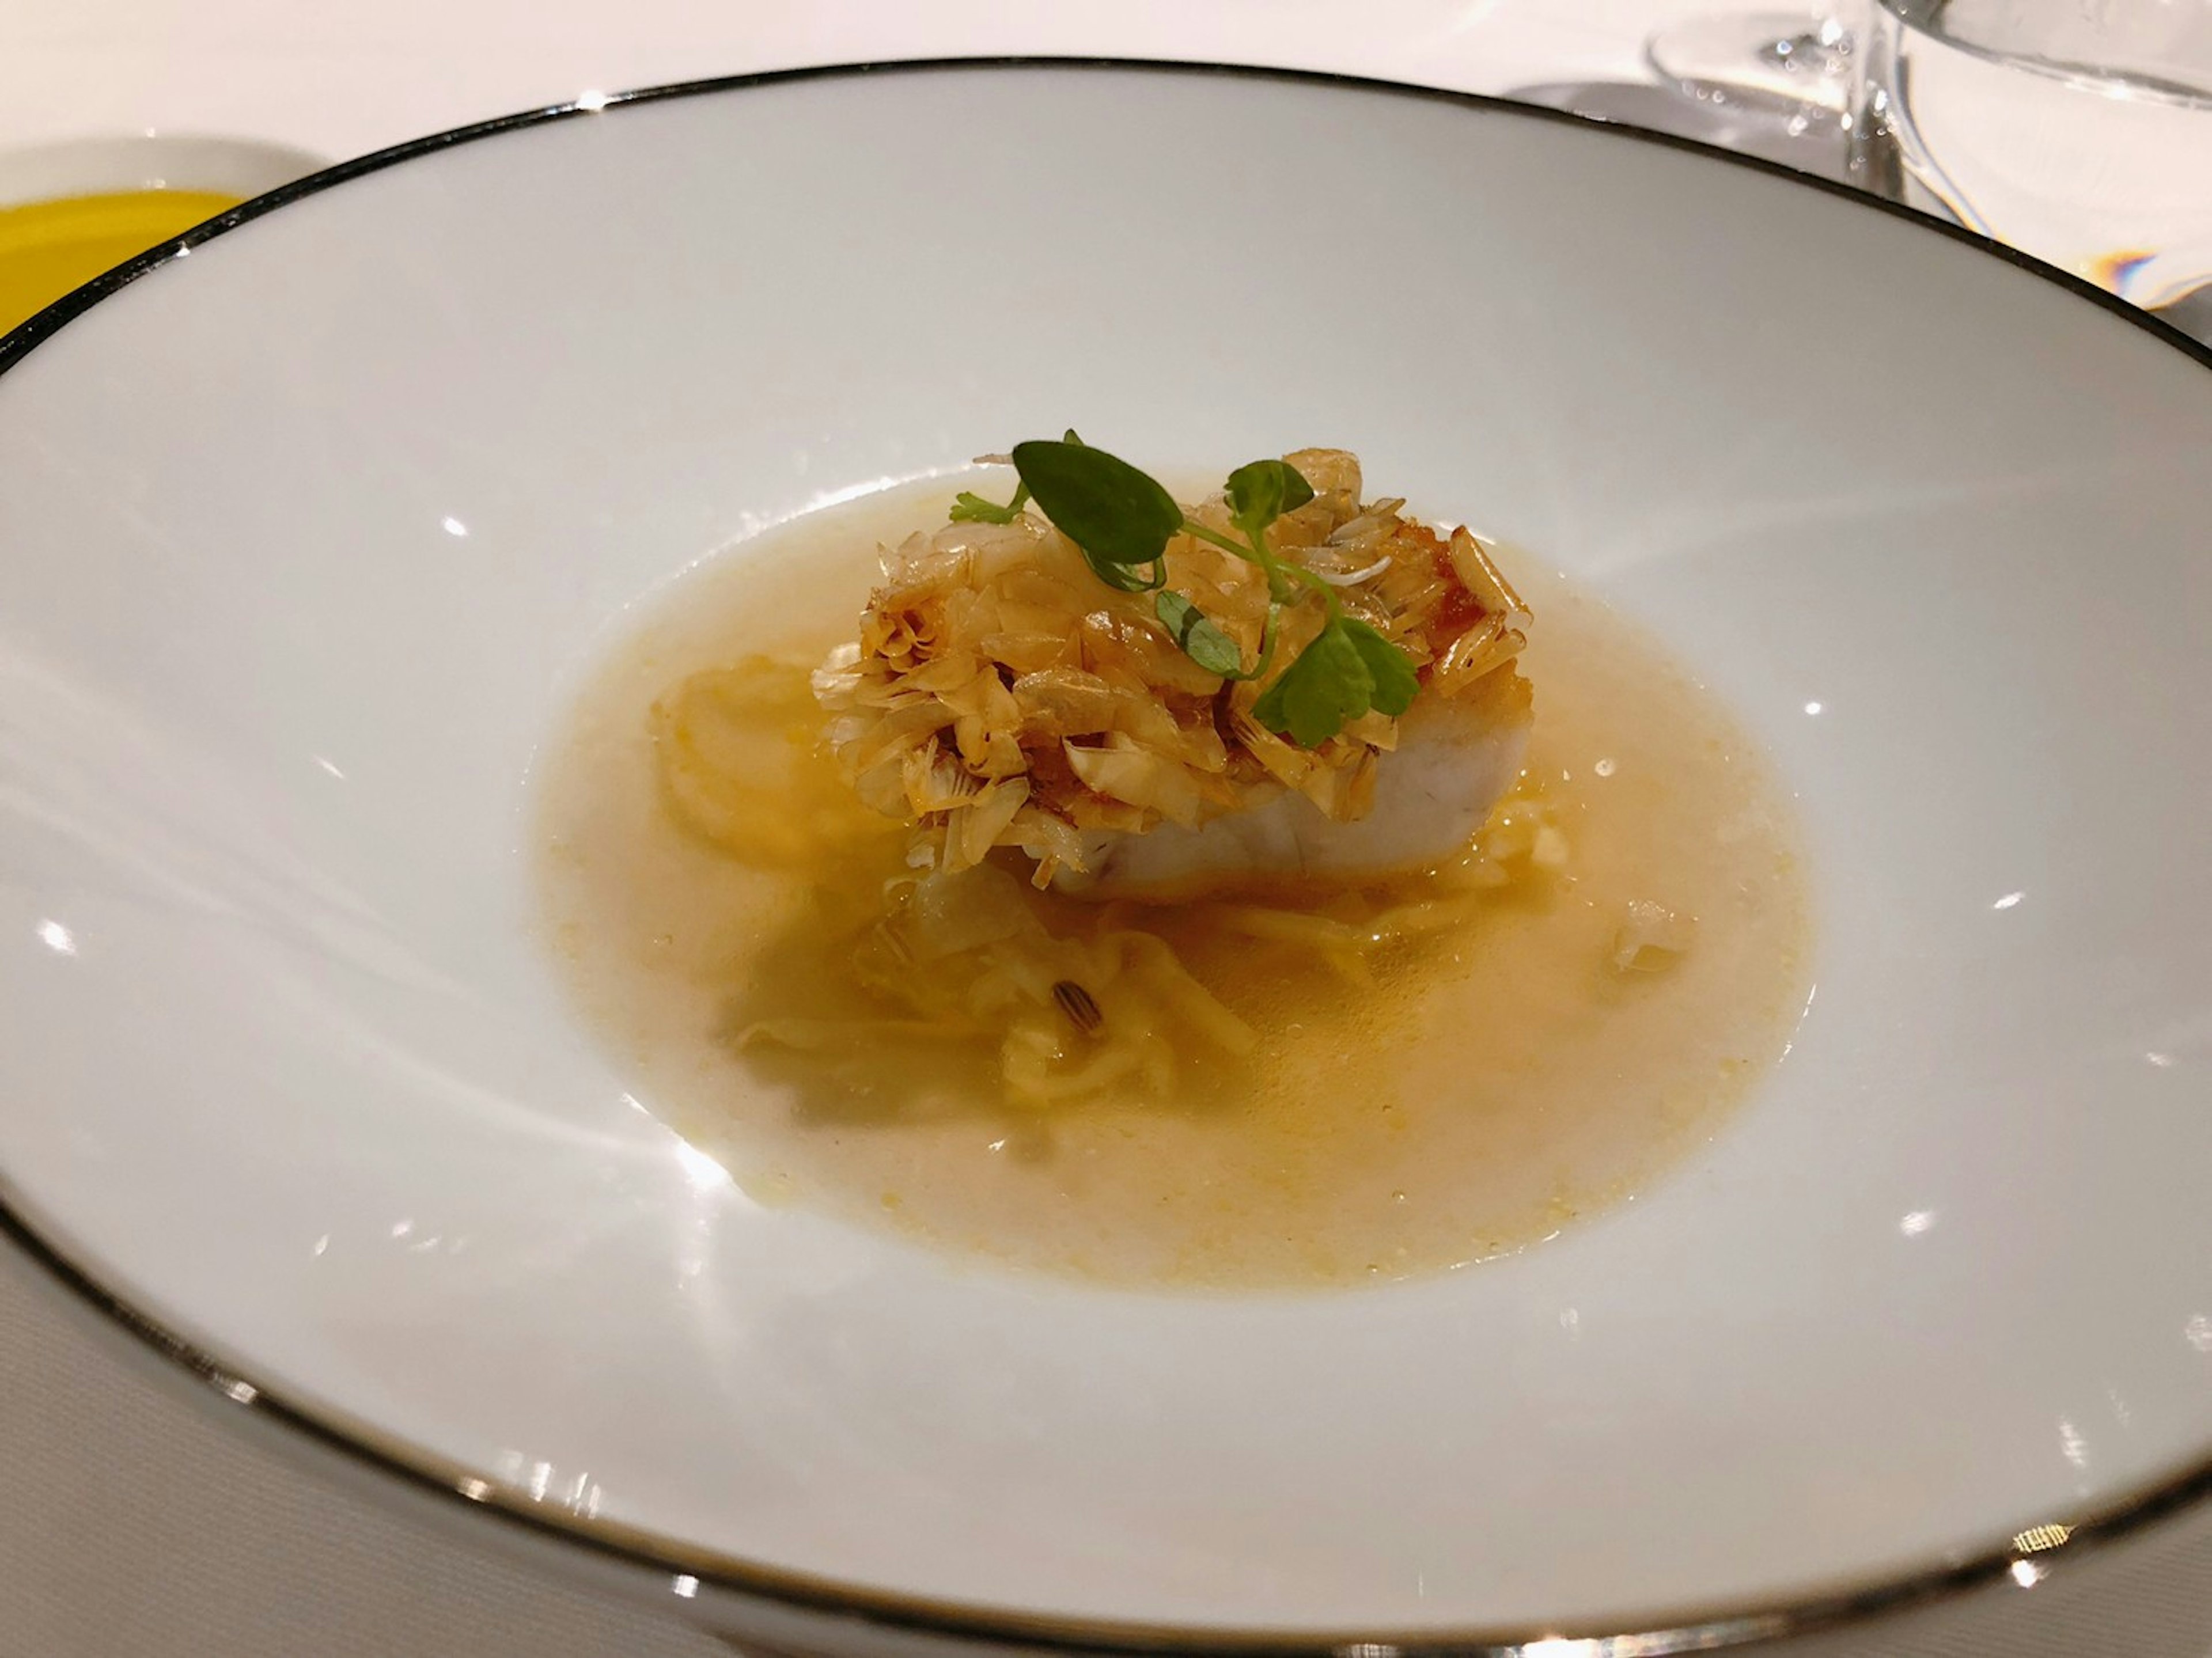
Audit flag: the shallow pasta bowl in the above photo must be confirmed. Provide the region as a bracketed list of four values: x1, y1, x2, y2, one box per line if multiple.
[2, 60, 2210, 1655]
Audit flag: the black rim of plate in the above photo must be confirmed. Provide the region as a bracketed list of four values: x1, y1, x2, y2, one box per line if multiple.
[2, 56, 2209, 1657]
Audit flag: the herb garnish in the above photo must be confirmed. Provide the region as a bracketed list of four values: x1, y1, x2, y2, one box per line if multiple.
[951, 437, 1419, 746]
[948, 483, 1029, 526]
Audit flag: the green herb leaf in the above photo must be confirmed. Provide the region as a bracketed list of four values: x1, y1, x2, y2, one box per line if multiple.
[1155, 591, 1245, 677]
[1224, 458, 1315, 542]
[948, 482, 1030, 525]
[1252, 619, 1374, 746]
[1338, 616, 1419, 716]
[1002, 430, 1421, 745]
[1012, 439, 1185, 572]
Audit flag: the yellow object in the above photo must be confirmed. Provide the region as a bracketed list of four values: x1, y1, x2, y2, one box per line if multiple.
[0, 189, 241, 334]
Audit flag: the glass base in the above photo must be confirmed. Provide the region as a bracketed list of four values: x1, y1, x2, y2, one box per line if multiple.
[1646, 11, 1855, 119]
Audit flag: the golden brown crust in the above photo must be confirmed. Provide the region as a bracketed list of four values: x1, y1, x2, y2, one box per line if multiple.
[810, 450, 1531, 883]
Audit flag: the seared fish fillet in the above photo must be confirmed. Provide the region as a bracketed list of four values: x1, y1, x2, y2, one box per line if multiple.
[1067, 678, 1531, 897]
[814, 449, 1533, 897]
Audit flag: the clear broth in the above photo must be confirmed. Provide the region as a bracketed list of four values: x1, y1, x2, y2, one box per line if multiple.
[539, 481, 1811, 1290]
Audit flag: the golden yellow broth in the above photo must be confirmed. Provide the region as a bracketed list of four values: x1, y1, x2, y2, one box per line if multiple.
[0, 190, 240, 333]
[539, 481, 1812, 1291]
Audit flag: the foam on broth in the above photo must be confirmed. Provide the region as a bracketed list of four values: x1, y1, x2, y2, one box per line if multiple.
[538, 480, 1810, 1290]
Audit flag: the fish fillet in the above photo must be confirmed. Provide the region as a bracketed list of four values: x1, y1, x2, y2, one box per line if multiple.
[1065, 678, 1532, 898]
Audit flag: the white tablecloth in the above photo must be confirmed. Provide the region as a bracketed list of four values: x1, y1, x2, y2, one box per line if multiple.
[6, 1, 1692, 164]
[2, 5, 2207, 1653]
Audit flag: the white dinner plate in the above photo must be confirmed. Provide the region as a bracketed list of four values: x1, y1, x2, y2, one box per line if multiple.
[2, 60, 2209, 1655]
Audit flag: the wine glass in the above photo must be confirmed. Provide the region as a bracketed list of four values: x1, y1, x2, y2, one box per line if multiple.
[1850, 0, 2212, 324]
[1645, 9, 1859, 135]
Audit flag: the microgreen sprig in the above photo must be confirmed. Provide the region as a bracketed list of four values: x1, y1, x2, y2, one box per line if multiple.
[949, 435, 1419, 747]
[948, 482, 1029, 525]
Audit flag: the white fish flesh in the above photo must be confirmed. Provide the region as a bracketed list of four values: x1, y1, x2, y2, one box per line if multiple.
[1065, 688, 1532, 898]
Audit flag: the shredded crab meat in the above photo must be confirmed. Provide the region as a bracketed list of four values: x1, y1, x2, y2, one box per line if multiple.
[808, 449, 1531, 884]
[1611, 900, 1699, 973]
[653, 661, 1662, 1115]
[641, 455, 1700, 1117]
[702, 737, 1585, 1111]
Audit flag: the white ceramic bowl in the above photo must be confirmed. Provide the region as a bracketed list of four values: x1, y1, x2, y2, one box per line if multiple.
[2, 62, 2209, 1655]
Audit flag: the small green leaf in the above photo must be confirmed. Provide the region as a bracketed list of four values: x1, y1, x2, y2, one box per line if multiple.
[1155, 591, 1245, 677]
[1252, 620, 1374, 747]
[1224, 458, 1315, 541]
[1012, 439, 1185, 572]
[1338, 616, 1419, 717]
[948, 482, 1029, 525]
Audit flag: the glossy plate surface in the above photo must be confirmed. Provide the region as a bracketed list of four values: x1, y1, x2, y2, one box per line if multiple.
[1, 62, 2209, 1645]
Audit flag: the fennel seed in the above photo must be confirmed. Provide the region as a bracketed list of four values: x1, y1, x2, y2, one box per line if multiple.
[1052, 980, 1104, 1035]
